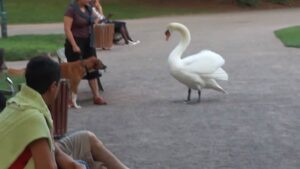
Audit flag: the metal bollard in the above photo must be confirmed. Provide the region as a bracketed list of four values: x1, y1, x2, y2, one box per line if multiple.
[0, 0, 8, 38]
[1, 11, 7, 38]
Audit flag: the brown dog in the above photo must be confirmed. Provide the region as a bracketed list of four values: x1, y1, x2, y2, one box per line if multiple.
[6, 57, 106, 109]
[60, 56, 106, 108]
[7, 68, 26, 77]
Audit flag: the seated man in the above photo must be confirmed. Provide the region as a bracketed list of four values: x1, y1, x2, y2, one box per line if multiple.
[0, 56, 129, 169]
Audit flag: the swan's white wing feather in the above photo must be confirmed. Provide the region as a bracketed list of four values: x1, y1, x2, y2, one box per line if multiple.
[201, 68, 228, 81]
[182, 50, 225, 74]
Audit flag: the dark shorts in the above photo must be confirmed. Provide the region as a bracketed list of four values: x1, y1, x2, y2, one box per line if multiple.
[64, 37, 101, 80]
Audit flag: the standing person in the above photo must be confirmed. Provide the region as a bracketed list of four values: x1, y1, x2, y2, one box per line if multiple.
[64, 0, 107, 105]
[91, 0, 140, 45]
[0, 56, 130, 169]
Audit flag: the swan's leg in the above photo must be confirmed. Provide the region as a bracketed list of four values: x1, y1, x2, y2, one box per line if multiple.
[197, 90, 201, 102]
[186, 88, 191, 101]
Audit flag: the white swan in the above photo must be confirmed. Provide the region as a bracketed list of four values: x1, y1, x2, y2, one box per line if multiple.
[165, 22, 228, 102]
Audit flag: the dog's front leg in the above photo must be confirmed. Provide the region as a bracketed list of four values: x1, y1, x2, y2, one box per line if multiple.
[71, 92, 81, 109]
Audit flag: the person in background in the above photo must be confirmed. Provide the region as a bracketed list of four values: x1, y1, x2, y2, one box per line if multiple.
[92, 0, 140, 45]
[0, 56, 130, 169]
[64, 0, 107, 105]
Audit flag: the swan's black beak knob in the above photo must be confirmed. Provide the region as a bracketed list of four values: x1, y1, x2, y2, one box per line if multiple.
[165, 30, 171, 41]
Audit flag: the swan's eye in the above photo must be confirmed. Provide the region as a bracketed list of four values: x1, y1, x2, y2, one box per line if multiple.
[165, 30, 171, 41]
[165, 30, 170, 36]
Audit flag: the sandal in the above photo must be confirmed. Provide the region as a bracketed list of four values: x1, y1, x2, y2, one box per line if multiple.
[94, 97, 107, 105]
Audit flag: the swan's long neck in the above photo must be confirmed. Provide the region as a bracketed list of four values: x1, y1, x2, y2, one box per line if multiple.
[168, 25, 191, 67]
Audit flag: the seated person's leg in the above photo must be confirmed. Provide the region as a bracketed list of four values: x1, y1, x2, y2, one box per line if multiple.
[88, 131, 129, 169]
[57, 130, 129, 169]
[113, 21, 130, 44]
[112, 21, 139, 45]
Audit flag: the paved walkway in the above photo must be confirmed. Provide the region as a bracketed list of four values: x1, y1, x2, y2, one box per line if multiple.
[6, 8, 300, 169]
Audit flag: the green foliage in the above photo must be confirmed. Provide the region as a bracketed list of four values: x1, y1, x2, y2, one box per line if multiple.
[236, 0, 259, 6]
[274, 26, 300, 48]
[0, 34, 65, 61]
[268, 0, 290, 4]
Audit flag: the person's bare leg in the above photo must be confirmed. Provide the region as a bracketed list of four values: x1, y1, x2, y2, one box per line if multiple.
[88, 79, 106, 105]
[88, 132, 129, 169]
[88, 79, 99, 97]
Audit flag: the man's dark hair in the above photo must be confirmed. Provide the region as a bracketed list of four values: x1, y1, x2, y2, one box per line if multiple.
[25, 56, 60, 94]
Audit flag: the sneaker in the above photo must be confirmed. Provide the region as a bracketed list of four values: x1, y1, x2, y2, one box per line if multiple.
[131, 40, 140, 44]
[127, 40, 140, 45]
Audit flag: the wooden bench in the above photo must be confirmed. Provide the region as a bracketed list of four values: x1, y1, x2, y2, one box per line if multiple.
[94, 23, 115, 50]
[49, 79, 70, 139]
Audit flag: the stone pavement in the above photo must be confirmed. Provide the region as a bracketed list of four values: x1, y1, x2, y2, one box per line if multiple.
[6, 8, 300, 169]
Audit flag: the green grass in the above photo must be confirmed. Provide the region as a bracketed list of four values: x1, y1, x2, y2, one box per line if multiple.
[0, 73, 25, 98]
[6, 0, 208, 24]
[274, 26, 300, 48]
[0, 34, 65, 61]
[6, 0, 69, 24]
[102, 1, 207, 20]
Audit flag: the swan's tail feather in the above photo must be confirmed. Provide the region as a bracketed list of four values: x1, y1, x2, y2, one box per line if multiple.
[214, 85, 227, 93]
[213, 68, 228, 80]
[201, 68, 228, 81]
[222, 89, 229, 94]
[205, 79, 227, 93]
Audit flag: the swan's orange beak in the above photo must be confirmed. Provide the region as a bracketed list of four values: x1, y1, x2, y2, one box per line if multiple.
[165, 30, 171, 41]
